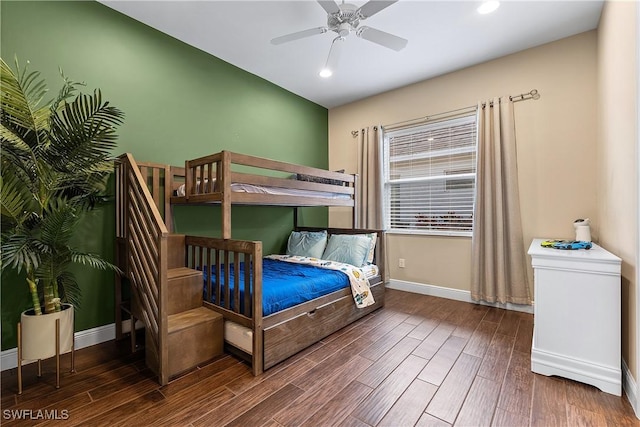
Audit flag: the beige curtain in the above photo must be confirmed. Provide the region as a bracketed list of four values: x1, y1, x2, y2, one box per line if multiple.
[471, 97, 531, 305]
[356, 126, 383, 229]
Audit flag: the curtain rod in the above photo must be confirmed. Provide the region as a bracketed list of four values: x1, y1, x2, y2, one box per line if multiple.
[351, 89, 540, 137]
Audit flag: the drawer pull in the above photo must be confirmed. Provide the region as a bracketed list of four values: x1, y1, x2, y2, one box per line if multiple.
[307, 310, 316, 317]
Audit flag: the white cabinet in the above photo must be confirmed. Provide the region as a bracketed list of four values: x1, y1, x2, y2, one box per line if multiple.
[528, 239, 622, 395]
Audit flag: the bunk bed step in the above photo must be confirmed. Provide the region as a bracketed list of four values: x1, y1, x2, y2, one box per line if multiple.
[168, 306, 222, 333]
[167, 234, 187, 269]
[167, 267, 203, 315]
[167, 307, 223, 377]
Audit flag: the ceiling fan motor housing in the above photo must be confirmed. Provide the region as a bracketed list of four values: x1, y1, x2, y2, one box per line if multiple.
[328, 3, 360, 33]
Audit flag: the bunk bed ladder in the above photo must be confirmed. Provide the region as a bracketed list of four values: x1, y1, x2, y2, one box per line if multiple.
[115, 154, 223, 385]
[116, 153, 170, 384]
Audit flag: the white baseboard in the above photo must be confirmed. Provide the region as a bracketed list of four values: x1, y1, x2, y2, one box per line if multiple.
[622, 358, 640, 418]
[386, 279, 534, 314]
[0, 323, 116, 372]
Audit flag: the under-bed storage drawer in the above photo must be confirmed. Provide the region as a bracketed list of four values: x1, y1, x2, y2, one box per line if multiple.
[263, 283, 384, 369]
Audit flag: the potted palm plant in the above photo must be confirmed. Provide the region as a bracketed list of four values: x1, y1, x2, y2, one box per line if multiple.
[0, 57, 124, 391]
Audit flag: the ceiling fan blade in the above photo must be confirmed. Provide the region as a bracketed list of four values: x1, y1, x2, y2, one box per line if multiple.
[357, 26, 408, 51]
[271, 27, 328, 45]
[317, 0, 341, 15]
[357, 0, 398, 19]
[323, 36, 345, 73]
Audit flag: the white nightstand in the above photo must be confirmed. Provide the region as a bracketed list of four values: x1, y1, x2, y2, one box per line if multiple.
[528, 239, 622, 395]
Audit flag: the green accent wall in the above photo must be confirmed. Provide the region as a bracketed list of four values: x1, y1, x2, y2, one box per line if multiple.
[1, 1, 328, 350]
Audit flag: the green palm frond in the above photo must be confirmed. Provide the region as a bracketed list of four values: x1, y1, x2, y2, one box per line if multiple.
[15, 58, 48, 107]
[47, 163, 111, 212]
[0, 232, 39, 273]
[49, 68, 84, 115]
[0, 128, 34, 187]
[0, 172, 32, 225]
[55, 271, 81, 308]
[71, 251, 121, 274]
[49, 90, 124, 170]
[0, 122, 32, 155]
[40, 199, 78, 247]
[0, 58, 50, 145]
[29, 238, 51, 255]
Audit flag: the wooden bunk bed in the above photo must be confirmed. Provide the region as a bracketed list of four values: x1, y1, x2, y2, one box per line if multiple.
[116, 150, 385, 382]
[185, 227, 385, 374]
[169, 150, 359, 236]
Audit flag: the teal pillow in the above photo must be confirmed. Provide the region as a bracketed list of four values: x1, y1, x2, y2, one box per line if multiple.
[322, 234, 372, 267]
[286, 230, 327, 259]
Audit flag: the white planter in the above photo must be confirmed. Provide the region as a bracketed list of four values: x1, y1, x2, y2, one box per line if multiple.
[17, 303, 76, 393]
[20, 304, 74, 361]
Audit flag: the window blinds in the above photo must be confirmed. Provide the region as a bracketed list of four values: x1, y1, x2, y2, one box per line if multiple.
[384, 114, 477, 235]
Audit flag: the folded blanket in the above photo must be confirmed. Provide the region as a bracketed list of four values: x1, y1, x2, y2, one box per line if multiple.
[265, 254, 375, 309]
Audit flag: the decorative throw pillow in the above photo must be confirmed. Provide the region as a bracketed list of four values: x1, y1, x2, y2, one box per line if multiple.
[286, 230, 328, 259]
[322, 234, 372, 267]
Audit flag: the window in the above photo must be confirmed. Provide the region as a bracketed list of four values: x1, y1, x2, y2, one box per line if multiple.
[383, 114, 477, 236]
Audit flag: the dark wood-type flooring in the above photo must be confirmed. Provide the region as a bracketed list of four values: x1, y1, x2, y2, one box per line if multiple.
[2, 289, 638, 426]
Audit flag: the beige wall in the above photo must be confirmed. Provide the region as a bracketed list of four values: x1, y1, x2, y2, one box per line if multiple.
[329, 31, 598, 291]
[597, 0, 638, 380]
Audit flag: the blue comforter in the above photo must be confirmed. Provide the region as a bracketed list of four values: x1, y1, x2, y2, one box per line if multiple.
[205, 258, 349, 316]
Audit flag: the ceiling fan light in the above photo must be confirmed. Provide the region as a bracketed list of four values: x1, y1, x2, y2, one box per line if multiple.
[477, 1, 500, 15]
[338, 23, 351, 38]
[319, 68, 333, 78]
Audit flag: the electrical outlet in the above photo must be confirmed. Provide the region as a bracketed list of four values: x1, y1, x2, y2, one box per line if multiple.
[399, 258, 405, 268]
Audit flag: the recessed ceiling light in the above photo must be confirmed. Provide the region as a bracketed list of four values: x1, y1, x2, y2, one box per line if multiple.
[319, 68, 333, 78]
[477, 1, 500, 15]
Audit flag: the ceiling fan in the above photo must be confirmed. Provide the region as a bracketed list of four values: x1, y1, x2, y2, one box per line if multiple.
[271, 0, 408, 77]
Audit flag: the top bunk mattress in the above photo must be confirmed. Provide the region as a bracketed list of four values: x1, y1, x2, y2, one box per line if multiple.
[205, 258, 378, 316]
[176, 182, 351, 200]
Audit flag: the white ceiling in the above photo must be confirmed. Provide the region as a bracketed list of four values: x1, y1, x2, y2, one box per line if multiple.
[101, 0, 604, 109]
